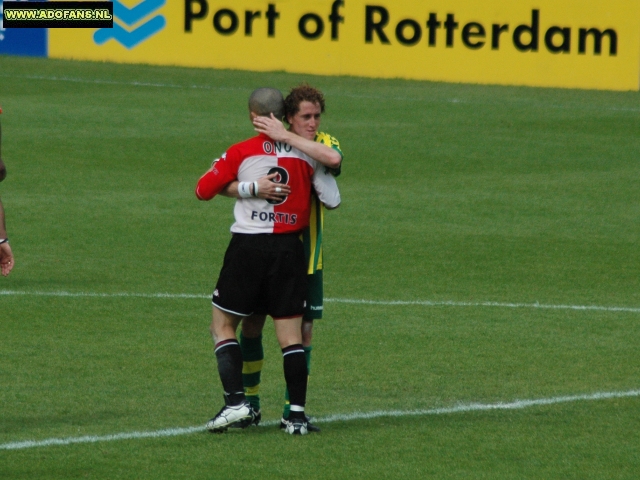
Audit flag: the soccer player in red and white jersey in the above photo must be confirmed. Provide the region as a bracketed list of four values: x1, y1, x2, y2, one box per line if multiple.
[233, 85, 342, 431]
[196, 88, 340, 435]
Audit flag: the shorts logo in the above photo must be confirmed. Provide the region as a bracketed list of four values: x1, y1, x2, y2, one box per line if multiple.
[94, 0, 166, 49]
[263, 141, 274, 154]
[213, 289, 219, 297]
[266, 166, 289, 205]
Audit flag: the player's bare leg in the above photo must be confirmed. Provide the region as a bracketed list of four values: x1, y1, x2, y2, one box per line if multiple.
[210, 306, 242, 344]
[273, 316, 303, 348]
[301, 319, 313, 347]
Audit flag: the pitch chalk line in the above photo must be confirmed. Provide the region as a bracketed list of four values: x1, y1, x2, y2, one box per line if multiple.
[1, 289, 639, 313]
[1, 389, 638, 451]
[2, 73, 638, 113]
[0, 73, 243, 91]
[0, 289, 208, 299]
[328, 298, 640, 314]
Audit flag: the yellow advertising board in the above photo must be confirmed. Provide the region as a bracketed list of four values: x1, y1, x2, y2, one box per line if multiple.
[49, 0, 640, 91]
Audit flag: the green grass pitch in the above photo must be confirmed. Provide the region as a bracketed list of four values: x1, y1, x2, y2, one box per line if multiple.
[1, 55, 639, 479]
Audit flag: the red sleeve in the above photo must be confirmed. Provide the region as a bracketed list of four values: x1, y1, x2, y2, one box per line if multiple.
[195, 148, 240, 200]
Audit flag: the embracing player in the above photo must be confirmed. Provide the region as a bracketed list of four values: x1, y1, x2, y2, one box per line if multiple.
[237, 84, 343, 430]
[196, 87, 340, 435]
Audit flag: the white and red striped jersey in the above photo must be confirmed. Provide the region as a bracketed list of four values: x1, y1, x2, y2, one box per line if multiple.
[196, 133, 340, 234]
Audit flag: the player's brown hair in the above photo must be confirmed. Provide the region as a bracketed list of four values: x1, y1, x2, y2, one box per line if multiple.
[284, 84, 326, 121]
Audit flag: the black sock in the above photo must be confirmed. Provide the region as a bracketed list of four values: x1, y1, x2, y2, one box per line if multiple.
[215, 340, 245, 405]
[282, 344, 308, 417]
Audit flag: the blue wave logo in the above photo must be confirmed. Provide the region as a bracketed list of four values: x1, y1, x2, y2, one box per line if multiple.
[94, 0, 166, 49]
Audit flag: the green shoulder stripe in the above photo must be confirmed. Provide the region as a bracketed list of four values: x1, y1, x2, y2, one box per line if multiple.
[315, 131, 343, 176]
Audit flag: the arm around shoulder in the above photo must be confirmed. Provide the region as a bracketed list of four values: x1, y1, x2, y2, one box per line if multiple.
[287, 133, 342, 169]
[312, 167, 341, 210]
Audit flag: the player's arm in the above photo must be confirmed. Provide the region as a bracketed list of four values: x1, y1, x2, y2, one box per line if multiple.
[312, 167, 341, 210]
[0, 199, 14, 276]
[315, 132, 343, 177]
[220, 173, 291, 202]
[195, 155, 238, 201]
[0, 111, 14, 276]
[252, 114, 342, 169]
[0, 118, 6, 182]
[0, 198, 7, 239]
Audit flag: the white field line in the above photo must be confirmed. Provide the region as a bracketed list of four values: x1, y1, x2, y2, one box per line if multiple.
[326, 297, 640, 314]
[1, 289, 639, 313]
[1, 389, 638, 451]
[0, 289, 208, 299]
[0, 73, 241, 91]
[1, 73, 639, 112]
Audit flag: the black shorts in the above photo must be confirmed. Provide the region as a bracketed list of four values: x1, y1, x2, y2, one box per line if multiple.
[212, 233, 308, 319]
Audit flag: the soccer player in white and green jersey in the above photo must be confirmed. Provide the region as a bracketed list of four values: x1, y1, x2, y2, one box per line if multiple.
[238, 85, 343, 430]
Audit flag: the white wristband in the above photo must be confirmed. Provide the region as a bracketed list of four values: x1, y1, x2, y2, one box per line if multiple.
[238, 182, 252, 198]
[0, 238, 8, 245]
